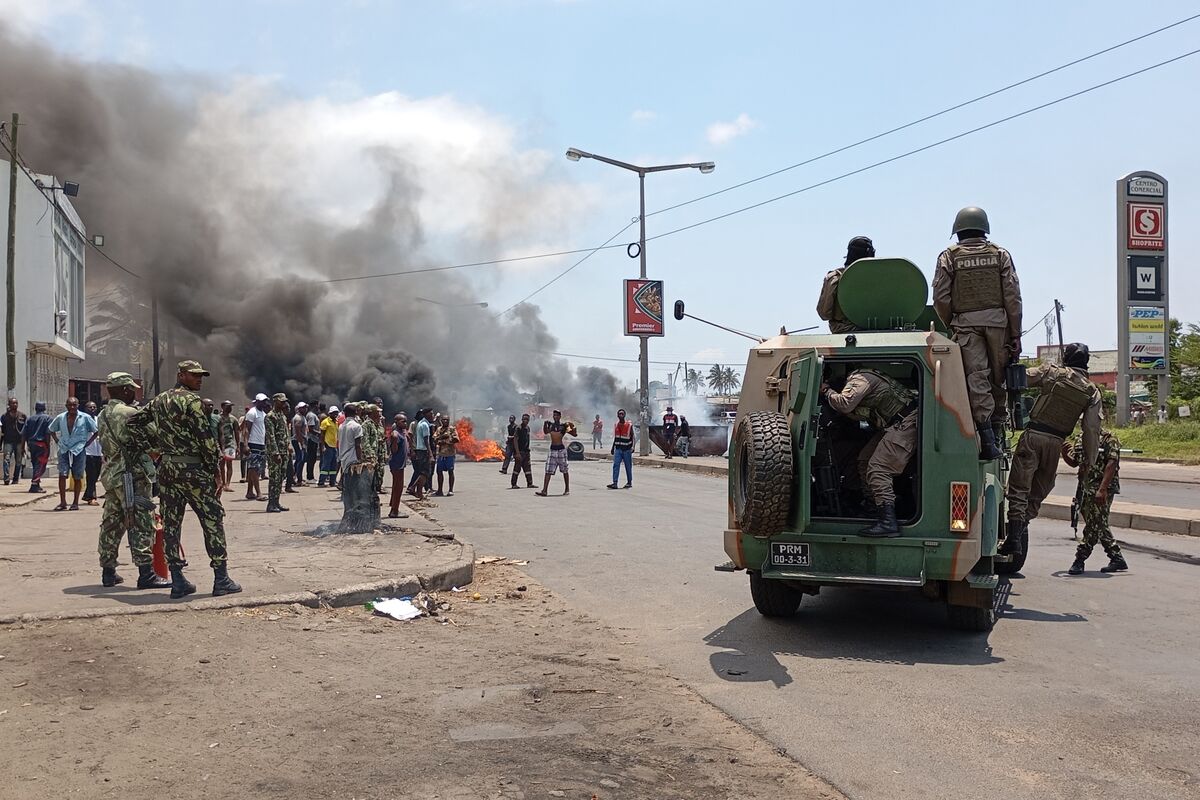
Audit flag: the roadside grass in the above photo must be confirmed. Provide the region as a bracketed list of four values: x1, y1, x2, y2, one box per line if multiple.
[1112, 420, 1200, 464]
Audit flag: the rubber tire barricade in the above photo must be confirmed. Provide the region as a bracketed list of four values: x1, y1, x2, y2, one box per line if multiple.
[731, 411, 793, 537]
[749, 570, 803, 617]
[994, 527, 1028, 575]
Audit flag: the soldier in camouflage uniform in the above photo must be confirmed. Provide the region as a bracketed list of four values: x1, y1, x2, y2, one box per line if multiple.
[127, 360, 241, 599]
[1063, 429, 1128, 574]
[96, 372, 171, 590]
[264, 393, 291, 513]
[816, 236, 875, 334]
[1002, 343, 1102, 560]
[358, 404, 384, 520]
[368, 404, 388, 496]
[932, 207, 1022, 460]
[820, 366, 918, 537]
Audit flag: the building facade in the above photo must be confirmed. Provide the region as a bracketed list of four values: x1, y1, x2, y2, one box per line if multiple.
[2, 160, 87, 412]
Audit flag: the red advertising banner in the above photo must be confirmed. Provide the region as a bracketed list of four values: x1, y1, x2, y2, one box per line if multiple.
[1127, 202, 1165, 250]
[623, 279, 665, 337]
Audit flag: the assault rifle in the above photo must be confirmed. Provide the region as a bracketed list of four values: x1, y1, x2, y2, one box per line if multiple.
[1005, 360, 1028, 432]
[1069, 480, 1082, 540]
[122, 459, 156, 531]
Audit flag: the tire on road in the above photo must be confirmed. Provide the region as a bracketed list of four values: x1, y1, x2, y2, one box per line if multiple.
[994, 527, 1028, 575]
[731, 411, 793, 537]
[947, 602, 995, 632]
[749, 571, 803, 618]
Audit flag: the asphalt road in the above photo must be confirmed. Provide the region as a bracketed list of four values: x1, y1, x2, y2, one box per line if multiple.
[1049, 478, 1200, 509]
[430, 457, 1199, 800]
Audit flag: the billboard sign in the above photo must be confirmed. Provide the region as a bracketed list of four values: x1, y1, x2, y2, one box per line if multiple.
[1128, 306, 1166, 371]
[1127, 202, 1165, 250]
[623, 279, 665, 337]
[1127, 255, 1163, 302]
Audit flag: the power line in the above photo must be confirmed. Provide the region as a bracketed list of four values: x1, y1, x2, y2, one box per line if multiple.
[1022, 305, 1057, 337]
[536, 349, 723, 367]
[0, 131, 144, 280]
[646, 12, 1200, 219]
[496, 220, 635, 316]
[639, 47, 1200, 245]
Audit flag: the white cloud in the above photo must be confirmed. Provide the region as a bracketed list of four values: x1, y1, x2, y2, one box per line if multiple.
[691, 348, 727, 363]
[630, 109, 657, 123]
[705, 113, 757, 146]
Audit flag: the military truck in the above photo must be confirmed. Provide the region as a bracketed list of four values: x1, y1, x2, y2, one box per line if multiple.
[699, 257, 1020, 632]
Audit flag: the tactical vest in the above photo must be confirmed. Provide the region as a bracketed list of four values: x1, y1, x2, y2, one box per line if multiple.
[948, 241, 1004, 313]
[1029, 367, 1094, 438]
[847, 370, 916, 430]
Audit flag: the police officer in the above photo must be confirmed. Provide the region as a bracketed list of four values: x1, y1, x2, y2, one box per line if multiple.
[264, 392, 291, 513]
[817, 236, 876, 334]
[932, 208, 1022, 460]
[820, 365, 918, 537]
[128, 360, 242, 599]
[1002, 343, 1101, 558]
[95, 372, 171, 590]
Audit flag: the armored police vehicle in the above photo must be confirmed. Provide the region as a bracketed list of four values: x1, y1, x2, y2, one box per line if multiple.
[706, 257, 1018, 631]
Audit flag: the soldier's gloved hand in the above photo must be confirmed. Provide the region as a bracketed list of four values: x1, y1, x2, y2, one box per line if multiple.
[1008, 338, 1022, 358]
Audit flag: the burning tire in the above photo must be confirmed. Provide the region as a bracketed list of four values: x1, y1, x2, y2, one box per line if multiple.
[566, 441, 585, 461]
[731, 411, 793, 537]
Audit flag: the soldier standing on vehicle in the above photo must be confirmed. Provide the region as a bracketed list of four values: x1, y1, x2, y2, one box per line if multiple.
[820, 366, 918, 537]
[1002, 343, 1101, 559]
[127, 360, 241, 599]
[817, 236, 875, 334]
[1063, 427, 1128, 575]
[265, 393, 291, 513]
[932, 207, 1022, 460]
[95, 372, 171, 590]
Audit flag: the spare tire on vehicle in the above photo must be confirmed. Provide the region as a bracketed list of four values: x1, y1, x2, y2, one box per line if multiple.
[731, 411, 793, 537]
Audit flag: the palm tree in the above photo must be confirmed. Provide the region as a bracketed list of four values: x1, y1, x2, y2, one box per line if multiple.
[721, 367, 741, 397]
[684, 368, 706, 395]
[707, 364, 726, 396]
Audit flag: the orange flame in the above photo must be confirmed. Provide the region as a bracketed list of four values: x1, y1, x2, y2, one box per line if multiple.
[455, 418, 505, 462]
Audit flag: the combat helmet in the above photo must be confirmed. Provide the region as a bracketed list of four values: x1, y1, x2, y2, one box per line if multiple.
[952, 206, 990, 236]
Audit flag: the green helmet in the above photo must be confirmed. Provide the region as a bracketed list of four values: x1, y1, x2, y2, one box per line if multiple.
[952, 206, 990, 236]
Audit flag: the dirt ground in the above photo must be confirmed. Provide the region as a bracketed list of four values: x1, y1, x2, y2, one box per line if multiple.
[0, 562, 842, 800]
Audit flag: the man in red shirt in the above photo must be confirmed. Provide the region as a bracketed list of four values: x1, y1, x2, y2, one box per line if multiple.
[607, 409, 634, 489]
[661, 406, 679, 458]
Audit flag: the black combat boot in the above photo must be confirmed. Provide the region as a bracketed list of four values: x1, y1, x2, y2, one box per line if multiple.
[1068, 556, 1086, 575]
[265, 502, 283, 513]
[860, 503, 900, 538]
[978, 425, 1002, 460]
[1099, 556, 1128, 573]
[136, 564, 171, 589]
[212, 565, 243, 596]
[101, 566, 125, 587]
[999, 521, 1025, 557]
[169, 564, 197, 599]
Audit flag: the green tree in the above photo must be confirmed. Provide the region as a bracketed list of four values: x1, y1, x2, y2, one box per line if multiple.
[684, 368, 706, 395]
[722, 366, 741, 396]
[707, 364, 726, 396]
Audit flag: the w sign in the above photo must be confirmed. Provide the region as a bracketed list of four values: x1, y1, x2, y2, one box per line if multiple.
[1128, 255, 1163, 301]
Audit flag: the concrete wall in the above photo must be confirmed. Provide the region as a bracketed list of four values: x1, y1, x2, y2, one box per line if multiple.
[1, 160, 87, 412]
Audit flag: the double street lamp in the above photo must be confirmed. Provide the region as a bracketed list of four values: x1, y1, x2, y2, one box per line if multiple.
[565, 147, 714, 455]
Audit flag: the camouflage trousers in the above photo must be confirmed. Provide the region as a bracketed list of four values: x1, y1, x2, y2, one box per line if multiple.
[1076, 494, 1123, 561]
[98, 480, 154, 568]
[373, 458, 385, 495]
[159, 460, 227, 569]
[267, 452, 288, 504]
[856, 411, 917, 505]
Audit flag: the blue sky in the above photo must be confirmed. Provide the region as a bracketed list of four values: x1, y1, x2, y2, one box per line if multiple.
[11, 0, 1200, 386]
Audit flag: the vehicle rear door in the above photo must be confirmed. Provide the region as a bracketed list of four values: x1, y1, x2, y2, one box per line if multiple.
[787, 350, 822, 534]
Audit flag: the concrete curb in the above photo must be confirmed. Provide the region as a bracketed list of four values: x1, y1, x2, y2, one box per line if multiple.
[586, 452, 1200, 539]
[0, 543, 475, 626]
[0, 491, 55, 512]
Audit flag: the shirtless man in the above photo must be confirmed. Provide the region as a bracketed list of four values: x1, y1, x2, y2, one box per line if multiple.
[536, 410, 576, 497]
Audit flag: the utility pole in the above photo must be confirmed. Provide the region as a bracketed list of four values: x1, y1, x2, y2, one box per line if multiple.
[5, 113, 17, 392]
[151, 286, 161, 395]
[1054, 299, 1065, 362]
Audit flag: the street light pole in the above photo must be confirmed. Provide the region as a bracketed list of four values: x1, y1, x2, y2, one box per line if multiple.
[565, 147, 714, 456]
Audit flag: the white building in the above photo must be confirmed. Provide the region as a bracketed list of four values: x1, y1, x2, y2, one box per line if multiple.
[1, 159, 87, 412]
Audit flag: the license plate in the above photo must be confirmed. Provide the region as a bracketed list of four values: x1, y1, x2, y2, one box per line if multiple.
[770, 542, 811, 567]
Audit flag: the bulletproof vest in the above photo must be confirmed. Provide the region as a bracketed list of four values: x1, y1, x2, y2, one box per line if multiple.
[846, 370, 915, 429]
[1029, 366, 1094, 438]
[948, 241, 1004, 313]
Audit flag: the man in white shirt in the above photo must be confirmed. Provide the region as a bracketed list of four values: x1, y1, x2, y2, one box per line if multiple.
[241, 393, 269, 501]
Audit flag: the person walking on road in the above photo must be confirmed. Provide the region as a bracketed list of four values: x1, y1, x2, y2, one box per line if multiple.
[537, 410, 575, 497]
[291, 402, 310, 487]
[127, 360, 242, 599]
[607, 409, 634, 489]
[817, 235, 875, 334]
[1064, 428, 1128, 575]
[264, 393, 291, 512]
[22, 401, 52, 493]
[81, 400, 103, 505]
[499, 414, 517, 474]
[592, 414, 603, 449]
[510, 413, 534, 489]
[387, 413, 409, 518]
[1003, 343, 1101, 560]
[95, 372, 170, 590]
[217, 400, 239, 493]
[408, 408, 432, 500]
[49, 397, 97, 512]
[433, 415, 459, 497]
[932, 206, 1022, 461]
[2, 397, 26, 485]
[241, 393, 269, 501]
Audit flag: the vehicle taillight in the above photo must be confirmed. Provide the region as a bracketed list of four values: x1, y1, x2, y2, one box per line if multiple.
[950, 482, 970, 532]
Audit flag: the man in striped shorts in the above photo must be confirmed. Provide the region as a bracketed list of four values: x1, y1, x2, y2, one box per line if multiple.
[536, 410, 576, 497]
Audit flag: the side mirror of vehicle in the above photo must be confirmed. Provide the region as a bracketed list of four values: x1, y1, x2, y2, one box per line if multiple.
[673, 300, 685, 321]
